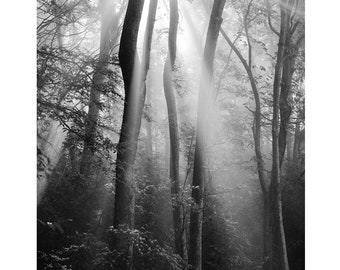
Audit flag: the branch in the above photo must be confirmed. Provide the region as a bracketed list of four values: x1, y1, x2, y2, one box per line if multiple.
[220, 28, 249, 72]
[289, 0, 299, 26]
[244, 0, 253, 68]
[245, 105, 255, 115]
[289, 21, 299, 36]
[219, 27, 259, 101]
[266, 0, 280, 37]
[215, 37, 239, 99]
[293, 34, 304, 50]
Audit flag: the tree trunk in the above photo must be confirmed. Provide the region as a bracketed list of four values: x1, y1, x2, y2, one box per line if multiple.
[162, 0, 187, 260]
[79, 0, 117, 179]
[113, 1, 145, 269]
[278, 19, 298, 168]
[268, 1, 292, 269]
[142, 0, 158, 160]
[286, 131, 293, 163]
[220, 11, 269, 268]
[292, 120, 301, 166]
[145, 89, 153, 158]
[189, 1, 226, 269]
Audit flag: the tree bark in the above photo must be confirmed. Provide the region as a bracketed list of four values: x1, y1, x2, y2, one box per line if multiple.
[286, 131, 293, 163]
[79, 0, 122, 176]
[189, 1, 226, 269]
[80, 0, 120, 179]
[278, 3, 303, 168]
[145, 89, 153, 158]
[113, 1, 145, 269]
[292, 119, 300, 166]
[142, 0, 158, 159]
[162, 0, 187, 260]
[268, 1, 293, 269]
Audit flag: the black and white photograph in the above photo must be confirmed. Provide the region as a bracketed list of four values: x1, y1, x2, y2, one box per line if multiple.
[8, 0, 340, 269]
[35, 0, 305, 269]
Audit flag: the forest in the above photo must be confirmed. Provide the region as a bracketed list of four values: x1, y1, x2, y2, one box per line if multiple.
[36, 0, 305, 269]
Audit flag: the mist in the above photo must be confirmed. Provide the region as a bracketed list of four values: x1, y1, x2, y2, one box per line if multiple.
[37, 0, 305, 269]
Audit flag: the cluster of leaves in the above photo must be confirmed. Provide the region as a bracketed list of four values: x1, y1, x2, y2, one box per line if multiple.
[38, 227, 189, 270]
[108, 228, 189, 270]
[37, 45, 122, 136]
[134, 154, 174, 246]
[38, 232, 116, 270]
[202, 186, 258, 270]
[38, 142, 115, 232]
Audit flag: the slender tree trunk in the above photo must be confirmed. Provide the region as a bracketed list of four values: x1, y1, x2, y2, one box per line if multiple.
[142, 0, 158, 160]
[220, 12, 270, 268]
[141, 0, 158, 81]
[165, 134, 170, 173]
[215, 44, 234, 100]
[292, 120, 300, 166]
[189, 1, 226, 269]
[79, 0, 117, 179]
[220, 1, 299, 268]
[145, 89, 153, 158]
[278, 28, 296, 168]
[262, 191, 271, 269]
[162, 0, 187, 260]
[268, 1, 292, 269]
[67, 133, 78, 173]
[286, 131, 293, 163]
[113, 1, 145, 269]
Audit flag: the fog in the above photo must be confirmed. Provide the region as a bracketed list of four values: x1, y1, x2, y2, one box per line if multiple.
[37, 0, 305, 269]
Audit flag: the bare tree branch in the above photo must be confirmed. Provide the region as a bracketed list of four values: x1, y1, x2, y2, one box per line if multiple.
[266, 0, 280, 37]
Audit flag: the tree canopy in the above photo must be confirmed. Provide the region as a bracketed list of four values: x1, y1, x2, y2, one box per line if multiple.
[32, 0, 307, 269]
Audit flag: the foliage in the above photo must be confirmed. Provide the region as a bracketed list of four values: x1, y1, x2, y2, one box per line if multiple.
[37, 0, 305, 269]
[38, 229, 189, 270]
[109, 228, 189, 270]
[38, 233, 114, 270]
[202, 185, 259, 270]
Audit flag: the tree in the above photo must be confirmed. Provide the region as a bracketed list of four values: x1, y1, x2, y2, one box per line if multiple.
[269, 1, 304, 269]
[112, 0, 160, 269]
[112, 0, 145, 260]
[189, 1, 226, 269]
[268, 1, 291, 268]
[143, 0, 159, 160]
[79, 0, 124, 180]
[219, 1, 270, 265]
[219, 0, 304, 268]
[36, 1, 305, 269]
[162, 0, 187, 260]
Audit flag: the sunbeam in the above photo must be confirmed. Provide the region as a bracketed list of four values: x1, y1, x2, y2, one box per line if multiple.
[36, 0, 305, 269]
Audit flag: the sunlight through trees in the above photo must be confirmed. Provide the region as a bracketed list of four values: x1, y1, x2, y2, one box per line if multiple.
[37, 0, 305, 269]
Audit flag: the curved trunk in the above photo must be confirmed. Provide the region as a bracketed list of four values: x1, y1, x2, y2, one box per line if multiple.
[113, 1, 145, 269]
[162, 0, 187, 260]
[220, 15, 269, 267]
